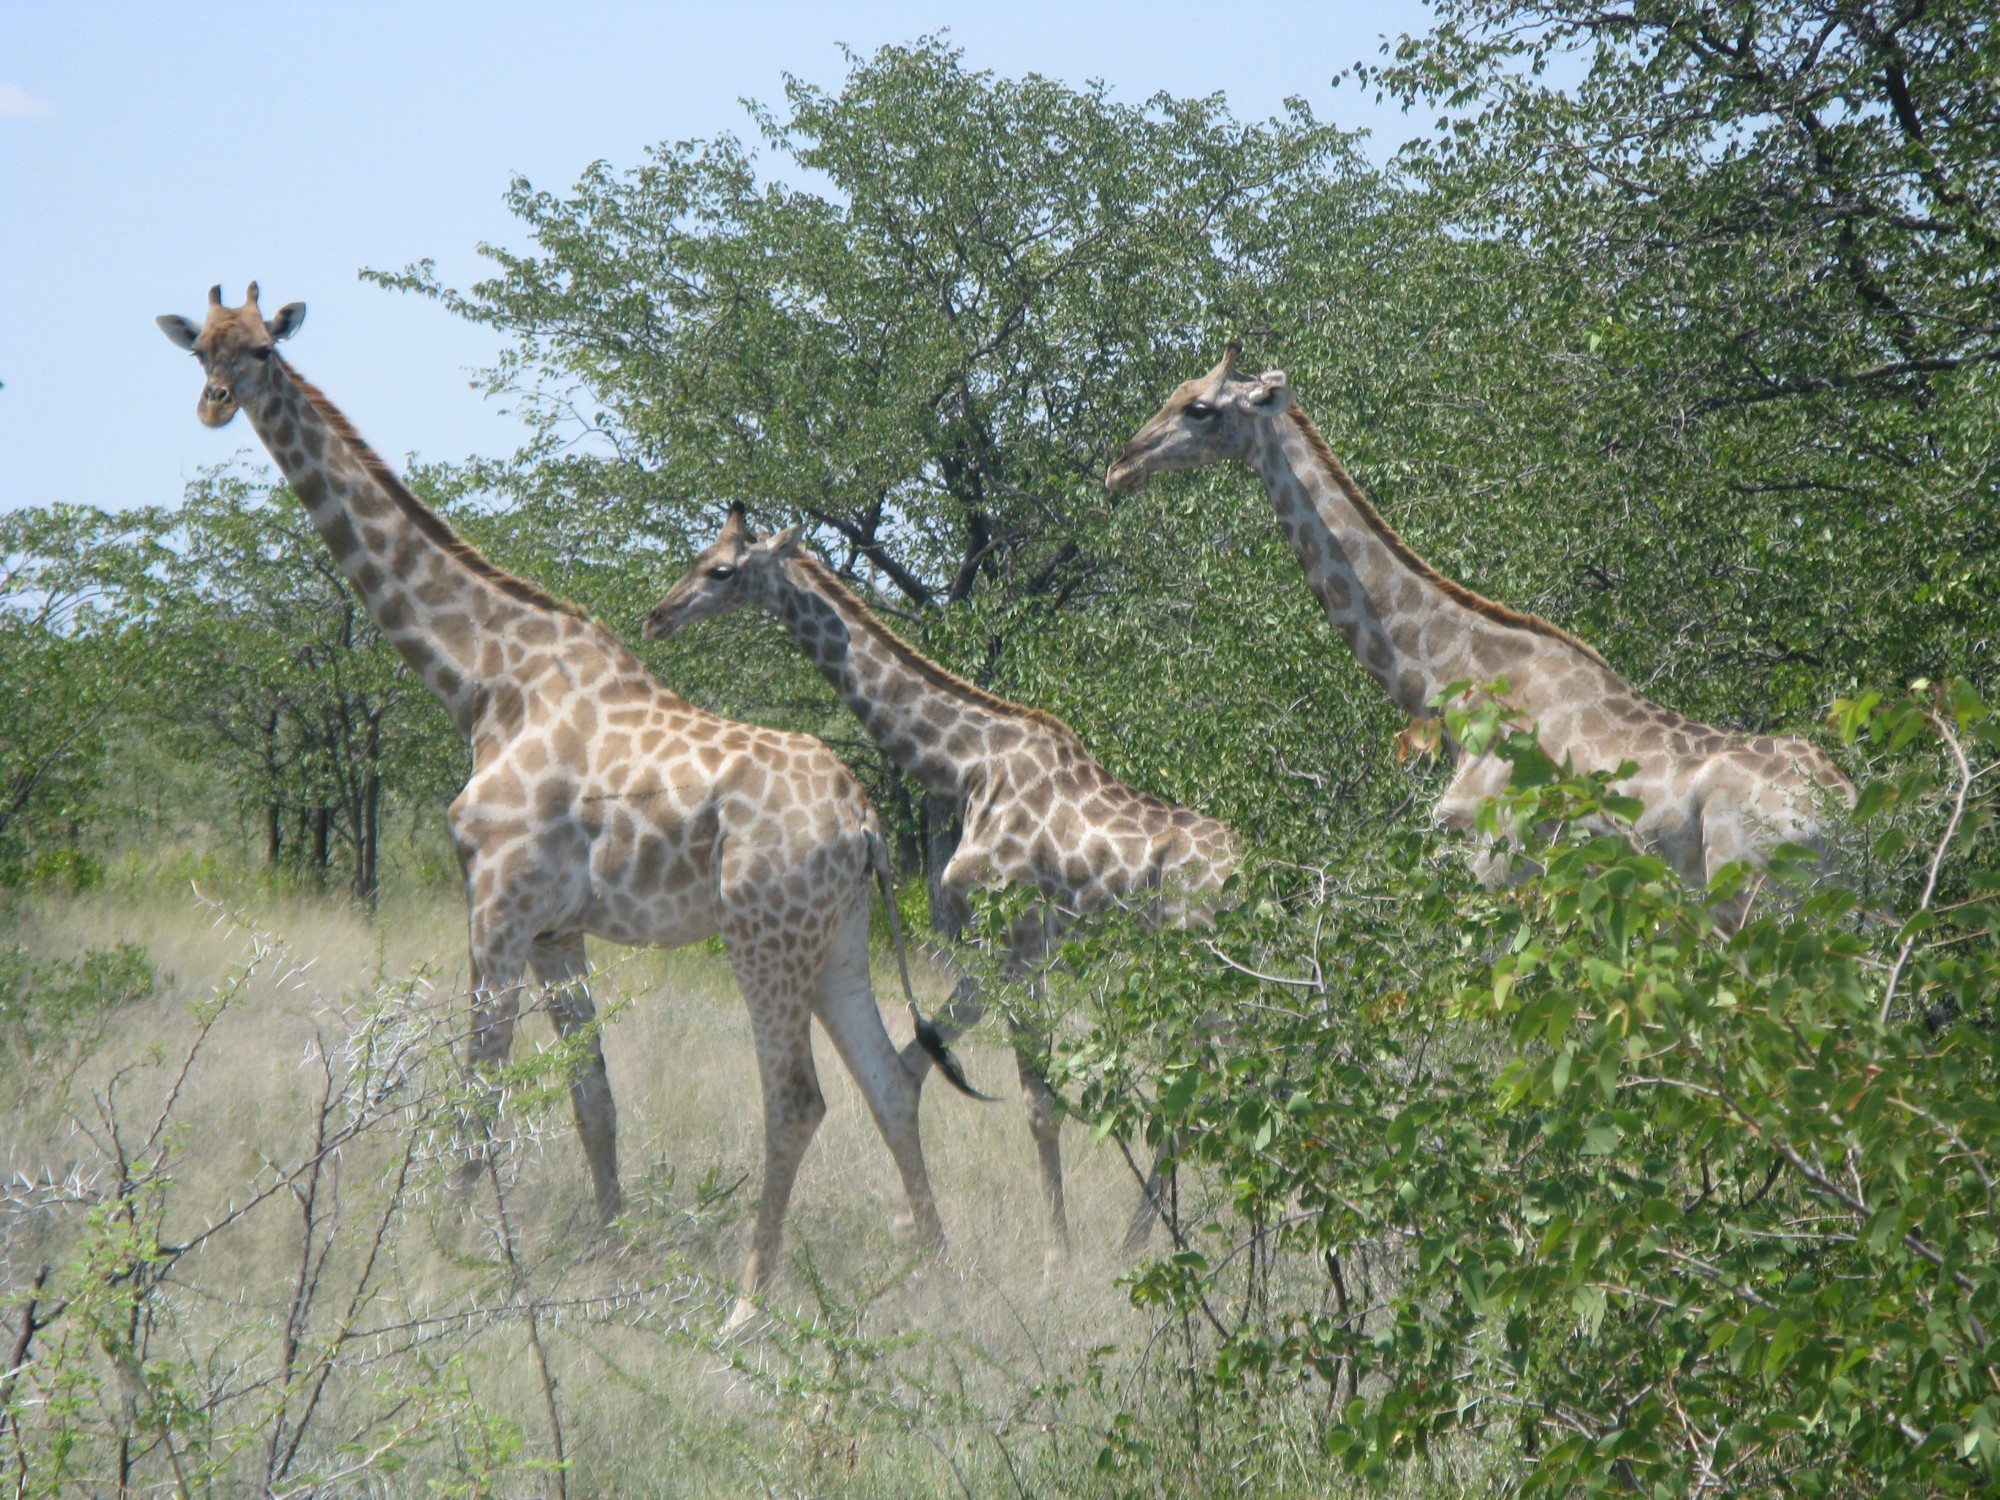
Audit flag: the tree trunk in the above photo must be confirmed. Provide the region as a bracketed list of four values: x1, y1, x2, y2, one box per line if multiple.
[355, 772, 380, 912]
[352, 712, 384, 914]
[266, 802, 284, 866]
[883, 770, 922, 877]
[922, 791, 963, 940]
[310, 806, 331, 886]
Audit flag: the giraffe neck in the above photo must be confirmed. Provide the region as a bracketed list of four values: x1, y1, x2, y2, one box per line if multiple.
[242, 359, 590, 738]
[762, 557, 1030, 799]
[1248, 408, 1612, 719]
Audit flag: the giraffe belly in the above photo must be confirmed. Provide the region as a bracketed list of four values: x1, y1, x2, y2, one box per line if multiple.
[575, 822, 721, 950]
[579, 890, 718, 950]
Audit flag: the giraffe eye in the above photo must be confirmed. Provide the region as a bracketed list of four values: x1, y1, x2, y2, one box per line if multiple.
[708, 564, 737, 580]
[254, 346, 274, 361]
[1187, 401, 1215, 420]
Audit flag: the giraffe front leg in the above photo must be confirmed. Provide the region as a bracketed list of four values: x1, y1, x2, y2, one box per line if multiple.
[1696, 787, 1756, 936]
[449, 922, 532, 1198]
[1435, 752, 1522, 886]
[724, 943, 827, 1330]
[529, 932, 620, 1227]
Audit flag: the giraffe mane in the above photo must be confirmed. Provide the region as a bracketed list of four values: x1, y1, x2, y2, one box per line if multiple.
[790, 554, 1086, 746]
[283, 362, 588, 620]
[1283, 407, 1612, 670]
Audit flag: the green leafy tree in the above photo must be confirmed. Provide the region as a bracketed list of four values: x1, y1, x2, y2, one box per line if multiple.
[369, 37, 1362, 907]
[1, 476, 462, 905]
[133, 469, 462, 905]
[0, 506, 158, 885]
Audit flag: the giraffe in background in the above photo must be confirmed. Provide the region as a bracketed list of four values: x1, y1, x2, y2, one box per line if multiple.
[158, 285, 978, 1321]
[645, 506, 1238, 1257]
[1108, 344, 1850, 922]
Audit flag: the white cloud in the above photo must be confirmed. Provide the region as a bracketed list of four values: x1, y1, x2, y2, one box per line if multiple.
[0, 84, 55, 120]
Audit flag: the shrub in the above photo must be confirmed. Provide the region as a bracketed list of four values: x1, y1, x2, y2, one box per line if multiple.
[1055, 682, 1999, 1496]
[0, 941, 153, 1062]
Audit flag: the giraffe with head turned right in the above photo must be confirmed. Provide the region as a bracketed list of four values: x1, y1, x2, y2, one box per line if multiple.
[645, 506, 1239, 1258]
[1108, 345, 1851, 924]
[157, 285, 980, 1326]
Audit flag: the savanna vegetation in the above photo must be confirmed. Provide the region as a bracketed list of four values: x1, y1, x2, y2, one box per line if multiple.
[4, 5, 1997, 1494]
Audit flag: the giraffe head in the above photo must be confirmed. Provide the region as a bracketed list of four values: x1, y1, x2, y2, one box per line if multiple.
[156, 283, 306, 428]
[641, 502, 806, 641]
[1104, 342, 1293, 491]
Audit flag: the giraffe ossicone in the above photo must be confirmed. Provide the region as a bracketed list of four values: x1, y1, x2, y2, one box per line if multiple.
[1109, 346, 1852, 926]
[158, 286, 967, 1321]
[645, 506, 1239, 1256]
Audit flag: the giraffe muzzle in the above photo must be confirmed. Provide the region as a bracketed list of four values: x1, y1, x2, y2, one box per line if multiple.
[1105, 446, 1146, 491]
[197, 386, 240, 428]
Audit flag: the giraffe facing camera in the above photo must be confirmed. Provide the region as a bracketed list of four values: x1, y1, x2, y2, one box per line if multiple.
[158, 286, 971, 1327]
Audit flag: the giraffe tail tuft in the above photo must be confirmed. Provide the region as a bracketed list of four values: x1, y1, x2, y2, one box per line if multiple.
[907, 1000, 999, 1103]
[868, 826, 996, 1104]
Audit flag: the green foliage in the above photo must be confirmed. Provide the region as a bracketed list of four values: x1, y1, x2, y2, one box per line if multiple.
[0, 941, 153, 1061]
[370, 37, 1347, 613]
[0, 506, 155, 884]
[131, 468, 463, 904]
[0, 472, 464, 904]
[1056, 683, 1999, 1496]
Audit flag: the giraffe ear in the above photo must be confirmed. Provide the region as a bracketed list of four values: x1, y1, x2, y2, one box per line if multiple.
[157, 314, 201, 351]
[763, 525, 807, 561]
[264, 303, 306, 342]
[1247, 370, 1293, 412]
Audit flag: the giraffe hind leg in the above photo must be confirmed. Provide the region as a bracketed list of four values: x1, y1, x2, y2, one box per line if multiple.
[1001, 907, 1073, 1266]
[723, 937, 829, 1325]
[809, 908, 944, 1250]
[1014, 1036, 1070, 1265]
[1120, 1134, 1175, 1258]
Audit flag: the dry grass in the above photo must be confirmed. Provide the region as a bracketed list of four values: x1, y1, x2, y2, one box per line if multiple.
[2, 880, 1217, 1497]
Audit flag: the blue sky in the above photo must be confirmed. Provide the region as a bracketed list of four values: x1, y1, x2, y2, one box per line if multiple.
[1, 2, 1433, 517]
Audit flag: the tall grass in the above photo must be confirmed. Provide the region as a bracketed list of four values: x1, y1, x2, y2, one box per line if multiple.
[2, 880, 1389, 1497]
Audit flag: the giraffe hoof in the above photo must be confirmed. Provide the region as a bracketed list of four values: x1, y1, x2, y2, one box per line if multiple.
[723, 1297, 768, 1338]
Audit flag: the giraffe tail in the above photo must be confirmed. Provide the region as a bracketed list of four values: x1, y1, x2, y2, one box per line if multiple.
[869, 828, 995, 1103]
[907, 999, 998, 1103]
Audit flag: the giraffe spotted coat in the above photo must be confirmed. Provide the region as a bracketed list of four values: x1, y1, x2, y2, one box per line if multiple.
[646, 510, 1238, 1254]
[1109, 345, 1851, 924]
[158, 286, 953, 1323]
